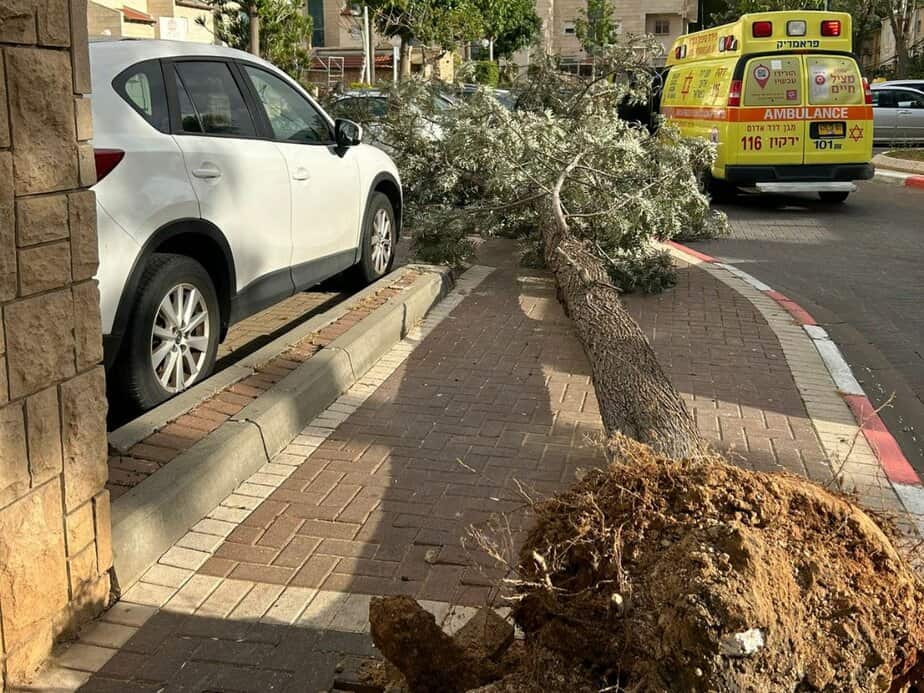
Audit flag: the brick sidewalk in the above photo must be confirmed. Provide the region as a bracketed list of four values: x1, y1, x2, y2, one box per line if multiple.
[33, 239, 901, 692]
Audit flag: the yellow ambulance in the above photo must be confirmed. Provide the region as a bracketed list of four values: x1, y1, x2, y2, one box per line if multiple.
[660, 11, 874, 202]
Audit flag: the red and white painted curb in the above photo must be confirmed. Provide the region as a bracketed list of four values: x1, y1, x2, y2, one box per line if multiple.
[873, 169, 924, 190]
[666, 240, 924, 526]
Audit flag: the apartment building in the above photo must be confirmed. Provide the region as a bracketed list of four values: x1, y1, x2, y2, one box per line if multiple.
[87, 0, 215, 42]
[306, 0, 454, 85]
[535, 0, 696, 66]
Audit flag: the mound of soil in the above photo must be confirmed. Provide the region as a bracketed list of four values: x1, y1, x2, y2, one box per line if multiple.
[511, 436, 924, 691]
[369, 437, 924, 692]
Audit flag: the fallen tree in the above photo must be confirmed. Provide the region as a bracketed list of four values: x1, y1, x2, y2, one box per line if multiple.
[351, 39, 924, 693]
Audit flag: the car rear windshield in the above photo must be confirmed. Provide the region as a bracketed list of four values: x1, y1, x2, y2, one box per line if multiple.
[807, 56, 863, 105]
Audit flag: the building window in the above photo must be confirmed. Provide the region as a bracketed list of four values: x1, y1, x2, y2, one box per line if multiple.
[308, 0, 324, 46]
[654, 18, 671, 35]
[563, 21, 576, 35]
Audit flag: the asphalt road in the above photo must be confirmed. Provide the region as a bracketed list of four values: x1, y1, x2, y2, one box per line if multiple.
[691, 181, 924, 478]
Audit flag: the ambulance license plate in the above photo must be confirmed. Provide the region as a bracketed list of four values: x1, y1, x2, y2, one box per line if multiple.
[815, 122, 846, 138]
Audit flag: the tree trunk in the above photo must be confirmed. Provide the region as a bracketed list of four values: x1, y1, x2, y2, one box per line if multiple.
[542, 156, 704, 459]
[399, 36, 412, 79]
[889, 2, 912, 78]
[249, 3, 260, 57]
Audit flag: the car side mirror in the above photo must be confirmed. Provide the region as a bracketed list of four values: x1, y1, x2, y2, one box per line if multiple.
[335, 118, 363, 147]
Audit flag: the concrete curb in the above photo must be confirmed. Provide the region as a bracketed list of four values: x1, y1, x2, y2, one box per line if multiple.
[871, 167, 924, 190]
[664, 240, 924, 535]
[110, 266, 453, 589]
[108, 267, 414, 453]
[872, 152, 924, 175]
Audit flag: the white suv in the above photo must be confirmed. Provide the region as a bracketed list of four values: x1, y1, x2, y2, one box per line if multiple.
[90, 41, 401, 411]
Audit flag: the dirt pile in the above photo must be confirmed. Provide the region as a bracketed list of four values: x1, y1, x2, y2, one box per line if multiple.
[369, 436, 924, 692]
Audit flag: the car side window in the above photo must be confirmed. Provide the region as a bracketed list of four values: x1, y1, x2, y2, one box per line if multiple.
[242, 65, 332, 144]
[902, 92, 924, 108]
[174, 61, 256, 137]
[114, 60, 170, 132]
[873, 90, 896, 108]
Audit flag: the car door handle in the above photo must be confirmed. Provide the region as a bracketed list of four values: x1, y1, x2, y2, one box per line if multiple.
[897, 109, 913, 115]
[292, 167, 311, 181]
[192, 165, 221, 179]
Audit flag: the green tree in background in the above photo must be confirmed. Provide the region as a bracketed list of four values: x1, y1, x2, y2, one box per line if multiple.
[366, 0, 484, 78]
[475, 0, 541, 59]
[575, 0, 622, 55]
[197, 0, 313, 81]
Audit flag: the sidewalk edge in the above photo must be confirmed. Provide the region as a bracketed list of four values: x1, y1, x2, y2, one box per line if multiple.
[110, 267, 454, 590]
[108, 266, 416, 453]
[663, 240, 924, 536]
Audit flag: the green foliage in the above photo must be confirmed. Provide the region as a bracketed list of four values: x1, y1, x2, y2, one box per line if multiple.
[363, 36, 727, 290]
[196, 0, 312, 81]
[603, 248, 678, 294]
[476, 0, 541, 58]
[367, 0, 484, 49]
[575, 0, 622, 55]
[473, 60, 500, 86]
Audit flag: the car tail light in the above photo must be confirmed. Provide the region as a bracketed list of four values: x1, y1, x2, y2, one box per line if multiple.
[787, 20, 807, 36]
[752, 21, 772, 37]
[94, 149, 124, 182]
[821, 20, 841, 36]
[862, 77, 872, 104]
[728, 79, 742, 107]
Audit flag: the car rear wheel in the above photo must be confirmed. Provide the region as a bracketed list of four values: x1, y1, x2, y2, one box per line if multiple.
[818, 191, 849, 203]
[114, 253, 220, 411]
[352, 192, 396, 285]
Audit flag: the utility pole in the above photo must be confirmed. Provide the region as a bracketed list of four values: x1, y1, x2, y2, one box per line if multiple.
[362, 5, 371, 84]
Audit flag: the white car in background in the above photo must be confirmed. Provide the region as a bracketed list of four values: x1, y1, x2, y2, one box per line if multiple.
[90, 40, 402, 411]
[329, 89, 457, 147]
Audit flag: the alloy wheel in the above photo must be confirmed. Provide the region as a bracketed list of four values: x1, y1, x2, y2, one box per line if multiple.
[370, 208, 393, 275]
[150, 283, 210, 393]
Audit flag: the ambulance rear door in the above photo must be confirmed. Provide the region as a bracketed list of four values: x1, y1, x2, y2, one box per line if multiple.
[803, 55, 871, 164]
[735, 55, 806, 166]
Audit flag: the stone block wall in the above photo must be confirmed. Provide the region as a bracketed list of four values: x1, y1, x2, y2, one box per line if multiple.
[0, 0, 111, 686]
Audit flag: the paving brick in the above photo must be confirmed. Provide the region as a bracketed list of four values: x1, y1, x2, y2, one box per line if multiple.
[159, 546, 210, 570]
[198, 556, 237, 578]
[214, 541, 278, 565]
[273, 535, 322, 568]
[296, 519, 360, 540]
[290, 555, 339, 589]
[164, 574, 223, 614]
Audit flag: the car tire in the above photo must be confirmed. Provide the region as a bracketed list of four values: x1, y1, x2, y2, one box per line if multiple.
[114, 253, 221, 412]
[818, 191, 849, 203]
[352, 192, 397, 285]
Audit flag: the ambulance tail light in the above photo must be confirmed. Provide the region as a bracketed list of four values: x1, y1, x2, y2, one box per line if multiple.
[821, 20, 841, 36]
[862, 77, 872, 104]
[752, 21, 773, 37]
[728, 79, 742, 107]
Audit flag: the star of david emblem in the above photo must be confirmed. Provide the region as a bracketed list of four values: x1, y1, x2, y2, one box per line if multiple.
[848, 124, 863, 143]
